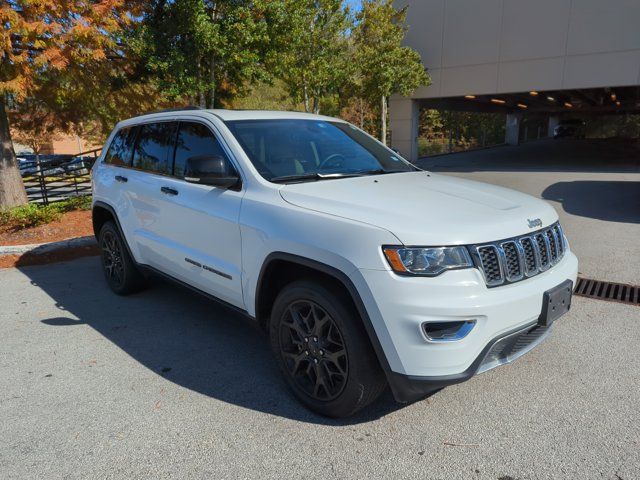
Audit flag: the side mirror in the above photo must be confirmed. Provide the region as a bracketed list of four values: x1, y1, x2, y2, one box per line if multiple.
[184, 155, 240, 189]
[391, 147, 401, 154]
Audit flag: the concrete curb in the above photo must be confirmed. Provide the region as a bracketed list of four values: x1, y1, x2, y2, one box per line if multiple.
[0, 236, 97, 255]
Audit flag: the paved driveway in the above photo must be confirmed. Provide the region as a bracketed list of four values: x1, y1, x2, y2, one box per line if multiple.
[1, 258, 639, 479]
[416, 139, 640, 285]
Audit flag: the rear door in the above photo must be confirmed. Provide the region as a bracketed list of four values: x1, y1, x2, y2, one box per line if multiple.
[93, 126, 139, 247]
[124, 121, 180, 268]
[148, 120, 245, 308]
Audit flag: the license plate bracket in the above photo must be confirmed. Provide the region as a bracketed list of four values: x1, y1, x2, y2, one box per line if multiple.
[539, 279, 573, 327]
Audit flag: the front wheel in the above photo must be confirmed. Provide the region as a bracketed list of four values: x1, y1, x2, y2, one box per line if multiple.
[269, 280, 386, 417]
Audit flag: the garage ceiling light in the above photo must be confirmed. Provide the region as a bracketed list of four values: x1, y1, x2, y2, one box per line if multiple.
[529, 91, 539, 96]
[547, 96, 555, 102]
[616, 101, 621, 107]
[611, 93, 617, 101]
[564, 102, 573, 108]
[464, 95, 476, 99]
[517, 103, 528, 109]
[490, 98, 506, 104]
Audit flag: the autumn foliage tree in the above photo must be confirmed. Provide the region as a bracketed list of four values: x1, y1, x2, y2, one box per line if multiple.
[0, 0, 145, 209]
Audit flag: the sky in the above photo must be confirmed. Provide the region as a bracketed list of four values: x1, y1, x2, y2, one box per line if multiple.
[344, 0, 362, 12]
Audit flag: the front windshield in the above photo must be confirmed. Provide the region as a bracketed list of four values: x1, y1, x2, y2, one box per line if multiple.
[225, 119, 415, 182]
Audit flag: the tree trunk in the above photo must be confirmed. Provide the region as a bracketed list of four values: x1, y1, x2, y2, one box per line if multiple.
[197, 60, 206, 108]
[380, 95, 387, 145]
[208, 54, 216, 109]
[303, 84, 310, 113]
[0, 97, 28, 209]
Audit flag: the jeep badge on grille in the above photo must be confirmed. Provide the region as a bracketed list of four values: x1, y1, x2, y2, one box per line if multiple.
[527, 218, 543, 228]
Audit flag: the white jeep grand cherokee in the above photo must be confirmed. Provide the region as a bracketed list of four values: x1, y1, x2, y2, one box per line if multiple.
[92, 108, 578, 417]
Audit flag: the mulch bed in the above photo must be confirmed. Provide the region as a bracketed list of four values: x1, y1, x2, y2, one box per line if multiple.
[0, 244, 100, 269]
[0, 209, 99, 269]
[0, 210, 94, 246]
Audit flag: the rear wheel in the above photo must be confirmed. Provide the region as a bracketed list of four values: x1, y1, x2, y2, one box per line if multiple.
[99, 221, 146, 295]
[270, 280, 386, 417]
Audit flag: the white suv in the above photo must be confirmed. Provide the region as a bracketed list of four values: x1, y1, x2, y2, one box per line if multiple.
[92, 109, 578, 417]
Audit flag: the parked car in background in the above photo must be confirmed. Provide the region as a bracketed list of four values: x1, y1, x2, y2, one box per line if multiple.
[553, 119, 586, 139]
[60, 156, 91, 176]
[92, 109, 578, 417]
[17, 154, 75, 177]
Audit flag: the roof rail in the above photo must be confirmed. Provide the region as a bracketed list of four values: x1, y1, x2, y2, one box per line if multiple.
[148, 106, 204, 114]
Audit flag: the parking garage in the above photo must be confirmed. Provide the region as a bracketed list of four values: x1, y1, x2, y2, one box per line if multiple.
[390, 0, 640, 161]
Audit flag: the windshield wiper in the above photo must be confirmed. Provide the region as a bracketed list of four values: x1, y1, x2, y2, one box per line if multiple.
[270, 168, 414, 184]
[357, 168, 415, 175]
[270, 172, 368, 184]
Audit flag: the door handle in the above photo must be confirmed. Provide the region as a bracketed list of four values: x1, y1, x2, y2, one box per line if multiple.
[161, 186, 179, 196]
[115, 175, 128, 183]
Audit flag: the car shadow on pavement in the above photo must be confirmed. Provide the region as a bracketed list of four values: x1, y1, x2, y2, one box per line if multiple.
[542, 180, 640, 224]
[22, 257, 406, 425]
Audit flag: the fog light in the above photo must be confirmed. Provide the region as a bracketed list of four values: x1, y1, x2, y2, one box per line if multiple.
[422, 320, 476, 342]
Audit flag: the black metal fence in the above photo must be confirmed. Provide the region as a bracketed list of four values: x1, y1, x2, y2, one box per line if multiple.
[19, 148, 101, 205]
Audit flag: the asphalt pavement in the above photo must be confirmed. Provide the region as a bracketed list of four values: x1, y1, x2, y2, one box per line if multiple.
[1, 257, 639, 479]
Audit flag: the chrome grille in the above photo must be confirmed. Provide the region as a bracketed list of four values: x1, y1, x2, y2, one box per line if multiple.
[472, 222, 566, 287]
[520, 237, 537, 275]
[501, 241, 523, 281]
[534, 233, 550, 268]
[477, 246, 502, 285]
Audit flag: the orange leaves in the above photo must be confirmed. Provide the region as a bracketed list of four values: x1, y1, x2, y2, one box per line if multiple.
[1, 0, 136, 97]
[40, 47, 69, 69]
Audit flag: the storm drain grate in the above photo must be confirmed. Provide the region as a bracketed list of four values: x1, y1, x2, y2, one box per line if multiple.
[574, 277, 640, 306]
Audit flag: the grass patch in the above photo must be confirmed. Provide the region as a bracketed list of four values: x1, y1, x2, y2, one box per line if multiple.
[0, 196, 92, 229]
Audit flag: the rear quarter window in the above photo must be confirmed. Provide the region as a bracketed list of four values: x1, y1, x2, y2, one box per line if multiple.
[103, 127, 135, 166]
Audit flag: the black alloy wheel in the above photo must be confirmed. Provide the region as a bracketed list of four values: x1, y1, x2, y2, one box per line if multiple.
[270, 280, 386, 417]
[98, 221, 146, 295]
[101, 229, 125, 288]
[279, 300, 348, 401]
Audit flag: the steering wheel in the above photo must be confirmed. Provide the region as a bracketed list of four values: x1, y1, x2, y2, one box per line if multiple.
[318, 153, 347, 171]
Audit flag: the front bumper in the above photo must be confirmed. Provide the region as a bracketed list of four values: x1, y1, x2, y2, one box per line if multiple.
[387, 320, 553, 402]
[349, 251, 578, 402]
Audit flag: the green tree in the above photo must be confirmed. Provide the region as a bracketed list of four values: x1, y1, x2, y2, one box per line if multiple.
[134, 0, 276, 108]
[352, 0, 429, 143]
[274, 0, 353, 114]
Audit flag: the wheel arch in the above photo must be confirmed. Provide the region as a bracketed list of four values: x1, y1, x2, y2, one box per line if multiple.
[255, 252, 394, 379]
[92, 201, 135, 260]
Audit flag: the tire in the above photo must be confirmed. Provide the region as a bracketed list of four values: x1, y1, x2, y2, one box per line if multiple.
[269, 280, 386, 417]
[99, 221, 147, 295]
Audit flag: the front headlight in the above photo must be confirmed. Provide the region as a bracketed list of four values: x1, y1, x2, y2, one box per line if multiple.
[382, 246, 473, 276]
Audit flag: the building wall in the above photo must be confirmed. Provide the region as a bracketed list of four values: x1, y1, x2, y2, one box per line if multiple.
[395, 0, 640, 98]
[12, 134, 101, 156]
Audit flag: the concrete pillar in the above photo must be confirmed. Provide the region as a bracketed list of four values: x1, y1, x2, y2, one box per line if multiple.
[505, 113, 522, 146]
[389, 96, 419, 162]
[548, 116, 560, 138]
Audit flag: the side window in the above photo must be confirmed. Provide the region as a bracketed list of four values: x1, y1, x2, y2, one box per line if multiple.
[132, 122, 178, 174]
[103, 127, 135, 166]
[173, 122, 232, 178]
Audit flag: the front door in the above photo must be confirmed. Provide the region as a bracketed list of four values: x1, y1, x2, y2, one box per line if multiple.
[145, 120, 245, 308]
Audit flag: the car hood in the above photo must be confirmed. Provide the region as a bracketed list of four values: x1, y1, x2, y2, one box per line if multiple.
[279, 171, 558, 245]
